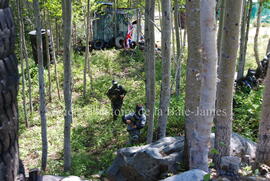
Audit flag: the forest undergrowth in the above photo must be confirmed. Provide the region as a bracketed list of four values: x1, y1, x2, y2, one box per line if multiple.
[17, 26, 269, 179]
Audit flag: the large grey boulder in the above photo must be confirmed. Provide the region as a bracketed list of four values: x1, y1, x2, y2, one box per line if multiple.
[210, 133, 256, 162]
[160, 169, 207, 181]
[239, 176, 268, 181]
[105, 133, 256, 181]
[105, 137, 184, 181]
[36, 175, 87, 181]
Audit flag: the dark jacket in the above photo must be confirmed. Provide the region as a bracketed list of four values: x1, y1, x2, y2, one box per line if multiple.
[107, 85, 127, 101]
[122, 113, 146, 131]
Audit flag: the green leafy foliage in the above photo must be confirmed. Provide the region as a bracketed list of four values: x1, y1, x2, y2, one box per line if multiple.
[17, 36, 267, 179]
[210, 148, 219, 155]
[18, 48, 187, 178]
[233, 87, 263, 141]
[203, 173, 211, 181]
[15, 0, 268, 177]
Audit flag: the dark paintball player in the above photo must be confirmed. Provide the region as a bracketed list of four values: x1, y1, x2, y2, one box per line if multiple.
[122, 104, 146, 144]
[107, 80, 127, 120]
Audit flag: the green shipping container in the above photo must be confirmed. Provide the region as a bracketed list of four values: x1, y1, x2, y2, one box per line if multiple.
[92, 6, 137, 48]
[251, 2, 270, 23]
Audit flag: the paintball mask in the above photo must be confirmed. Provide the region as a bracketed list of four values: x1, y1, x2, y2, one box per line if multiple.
[135, 105, 145, 116]
[112, 80, 118, 87]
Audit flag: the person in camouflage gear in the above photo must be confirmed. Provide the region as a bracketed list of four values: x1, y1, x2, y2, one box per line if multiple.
[107, 80, 127, 120]
[122, 104, 146, 144]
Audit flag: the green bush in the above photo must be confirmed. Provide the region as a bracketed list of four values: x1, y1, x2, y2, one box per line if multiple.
[233, 86, 263, 141]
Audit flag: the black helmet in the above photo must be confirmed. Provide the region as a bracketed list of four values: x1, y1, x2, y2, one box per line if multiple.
[266, 52, 270, 59]
[112, 80, 118, 86]
[135, 104, 144, 116]
[247, 69, 256, 76]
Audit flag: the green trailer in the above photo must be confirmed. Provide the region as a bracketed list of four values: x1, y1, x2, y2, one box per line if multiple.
[251, 1, 270, 23]
[92, 2, 139, 49]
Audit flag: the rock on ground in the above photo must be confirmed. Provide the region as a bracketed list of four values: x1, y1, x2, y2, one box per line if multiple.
[105, 133, 256, 181]
[239, 176, 268, 181]
[105, 137, 184, 181]
[219, 156, 241, 176]
[210, 133, 256, 163]
[35, 175, 86, 181]
[160, 169, 207, 181]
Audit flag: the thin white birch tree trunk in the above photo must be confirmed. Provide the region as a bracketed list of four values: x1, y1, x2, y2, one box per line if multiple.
[254, 0, 263, 69]
[145, 0, 156, 143]
[48, 12, 61, 100]
[189, 0, 218, 172]
[62, 0, 73, 171]
[157, 0, 172, 139]
[17, 0, 28, 128]
[33, 0, 48, 171]
[83, 0, 91, 98]
[174, 0, 182, 97]
[215, 0, 243, 167]
[183, 0, 202, 169]
[256, 56, 270, 165]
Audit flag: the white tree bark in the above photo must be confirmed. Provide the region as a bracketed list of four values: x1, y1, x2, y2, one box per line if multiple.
[254, 0, 263, 69]
[33, 0, 48, 171]
[20, 0, 33, 114]
[183, 0, 202, 169]
[237, 0, 247, 80]
[217, 0, 225, 61]
[55, 20, 60, 52]
[189, 0, 218, 172]
[48, 12, 61, 100]
[256, 57, 270, 165]
[62, 0, 73, 171]
[17, 0, 28, 128]
[83, 0, 91, 98]
[145, 0, 156, 144]
[174, 0, 182, 97]
[237, 0, 253, 80]
[215, 0, 243, 167]
[157, 0, 172, 139]
[157, 0, 162, 30]
[266, 38, 270, 54]
[44, 10, 52, 103]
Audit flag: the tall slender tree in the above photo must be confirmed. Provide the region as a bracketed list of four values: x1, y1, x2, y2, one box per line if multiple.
[183, 0, 202, 169]
[183, 26, 187, 48]
[217, 0, 225, 60]
[145, 0, 156, 144]
[17, 0, 28, 128]
[237, 0, 253, 80]
[48, 12, 61, 100]
[86, 8, 93, 91]
[266, 38, 270, 54]
[114, 0, 117, 38]
[174, 0, 182, 97]
[215, 0, 243, 167]
[171, 12, 176, 73]
[62, 0, 73, 171]
[157, 0, 172, 139]
[73, 23, 77, 46]
[256, 56, 270, 165]
[136, 8, 141, 44]
[189, 0, 218, 172]
[55, 20, 60, 53]
[237, 0, 247, 80]
[20, 0, 33, 114]
[33, 0, 48, 171]
[157, 0, 162, 30]
[44, 10, 52, 102]
[83, 0, 91, 98]
[254, 0, 263, 69]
